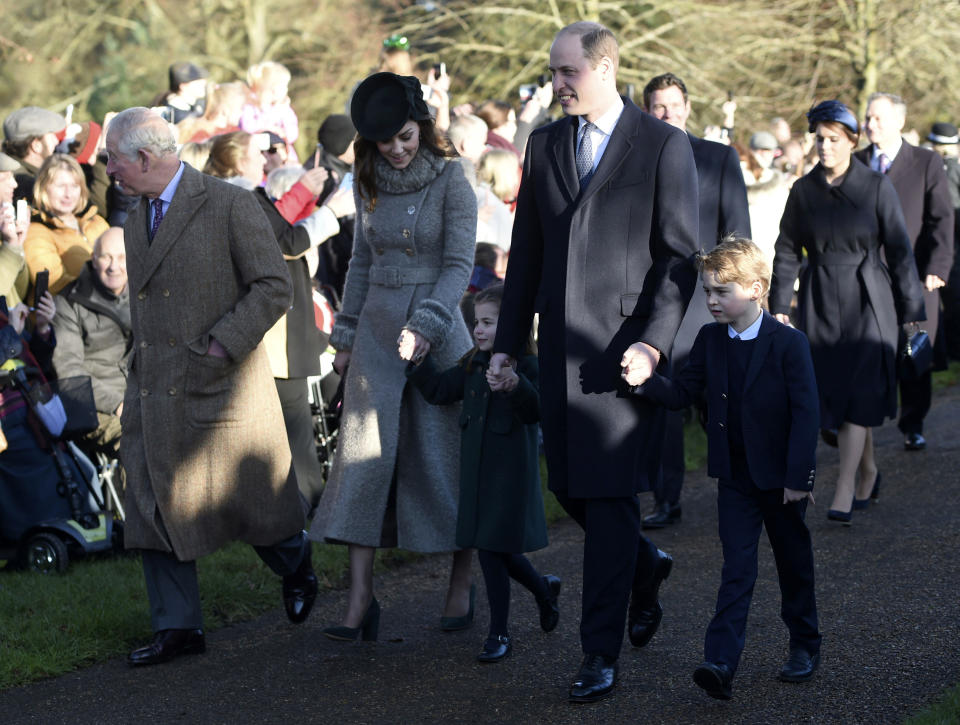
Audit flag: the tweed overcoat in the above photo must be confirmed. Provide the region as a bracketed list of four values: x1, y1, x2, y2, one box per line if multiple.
[770, 160, 926, 428]
[494, 100, 700, 498]
[120, 164, 303, 561]
[407, 351, 547, 554]
[311, 151, 475, 552]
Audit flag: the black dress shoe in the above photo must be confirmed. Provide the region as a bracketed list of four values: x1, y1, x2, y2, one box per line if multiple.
[283, 548, 318, 624]
[904, 432, 926, 451]
[569, 654, 618, 703]
[826, 509, 852, 526]
[128, 628, 205, 666]
[693, 661, 733, 700]
[778, 648, 820, 682]
[853, 471, 881, 510]
[536, 575, 561, 632]
[641, 502, 682, 530]
[477, 634, 511, 663]
[628, 549, 672, 647]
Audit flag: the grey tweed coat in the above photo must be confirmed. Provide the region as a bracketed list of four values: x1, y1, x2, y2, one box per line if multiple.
[311, 150, 476, 552]
[120, 164, 304, 561]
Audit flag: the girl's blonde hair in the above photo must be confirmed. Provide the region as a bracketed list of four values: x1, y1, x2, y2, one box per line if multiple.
[698, 235, 772, 298]
[477, 149, 520, 203]
[246, 61, 291, 92]
[33, 153, 88, 216]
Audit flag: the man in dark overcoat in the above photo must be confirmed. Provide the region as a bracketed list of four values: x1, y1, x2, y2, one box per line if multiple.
[105, 108, 317, 666]
[855, 92, 955, 451]
[489, 22, 699, 702]
[640, 72, 751, 529]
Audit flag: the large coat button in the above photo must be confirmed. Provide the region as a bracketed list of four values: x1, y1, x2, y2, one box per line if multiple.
[137, 291, 146, 300]
[140, 341, 149, 349]
[402, 229, 411, 238]
[140, 389, 149, 397]
[162, 289, 171, 297]
[404, 248, 414, 256]
[168, 387, 177, 396]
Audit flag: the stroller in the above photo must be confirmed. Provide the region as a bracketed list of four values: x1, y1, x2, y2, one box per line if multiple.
[0, 363, 119, 574]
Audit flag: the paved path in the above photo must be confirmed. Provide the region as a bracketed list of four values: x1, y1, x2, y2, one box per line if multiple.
[2, 389, 959, 724]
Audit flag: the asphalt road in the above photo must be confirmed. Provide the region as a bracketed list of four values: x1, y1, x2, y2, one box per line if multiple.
[2, 388, 959, 725]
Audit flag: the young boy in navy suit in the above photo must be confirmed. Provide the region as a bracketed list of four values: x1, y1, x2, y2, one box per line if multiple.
[625, 237, 822, 700]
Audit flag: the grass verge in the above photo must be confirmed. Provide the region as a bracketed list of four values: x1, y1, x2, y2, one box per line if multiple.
[904, 683, 960, 724]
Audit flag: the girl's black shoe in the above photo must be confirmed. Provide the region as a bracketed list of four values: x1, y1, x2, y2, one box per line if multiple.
[477, 634, 511, 663]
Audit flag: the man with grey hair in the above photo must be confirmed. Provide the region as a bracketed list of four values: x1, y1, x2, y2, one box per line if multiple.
[856, 93, 955, 452]
[105, 107, 317, 666]
[489, 21, 699, 702]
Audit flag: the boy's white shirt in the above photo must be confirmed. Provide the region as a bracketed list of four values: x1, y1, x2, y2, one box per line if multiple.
[727, 309, 763, 340]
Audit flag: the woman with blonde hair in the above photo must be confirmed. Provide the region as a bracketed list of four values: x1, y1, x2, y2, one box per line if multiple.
[477, 148, 520, 210]
[24, 153, 109, 295]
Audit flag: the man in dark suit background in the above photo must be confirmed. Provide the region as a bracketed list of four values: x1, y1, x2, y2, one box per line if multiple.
[855, 93, 955, 451]
[640, 72, 751, 529]
[489, 22, 699, 702]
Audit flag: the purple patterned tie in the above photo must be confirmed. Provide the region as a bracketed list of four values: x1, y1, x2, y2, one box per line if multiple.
[149, 198, 164, 241]
[878, 153, 890, 174]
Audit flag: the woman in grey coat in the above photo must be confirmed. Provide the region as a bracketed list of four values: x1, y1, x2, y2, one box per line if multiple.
[311, 73, 477, 640]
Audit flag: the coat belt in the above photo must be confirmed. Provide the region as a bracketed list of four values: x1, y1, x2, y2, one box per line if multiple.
[807, 249, 877, 266]
[368, 266, 442, 288]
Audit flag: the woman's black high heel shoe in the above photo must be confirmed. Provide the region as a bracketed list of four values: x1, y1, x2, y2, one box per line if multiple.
[323, 597, 380, 642]
[853, 471, 881, 510]
[440, 583, 475, 632]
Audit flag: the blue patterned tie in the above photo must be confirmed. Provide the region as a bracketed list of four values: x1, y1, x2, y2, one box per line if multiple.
[576, 121, 595, 187]
[149, 198, 164, 242]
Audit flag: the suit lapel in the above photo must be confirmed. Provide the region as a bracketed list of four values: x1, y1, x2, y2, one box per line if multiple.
[126, 197, 150, 274]
[551, 117, 579, 203]
[135, 165, 207, 293]
[743, 312, 775, 392]
[577, 102, 636, 206]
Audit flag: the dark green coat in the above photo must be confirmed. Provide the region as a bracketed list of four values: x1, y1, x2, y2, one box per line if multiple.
[407, 350, 547, 553]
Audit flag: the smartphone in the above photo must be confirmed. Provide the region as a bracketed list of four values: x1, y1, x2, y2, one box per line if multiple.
[519, 84, 536, 101]
[537, 74, 550, 87]
[625, 83, 636, 101]
[339, 171, 354, 191]
[15, 199, 28, 224]
[433, 62, 446, 77]
[727, 90, 735, 101]
[34, 269, 49, 307]
[0, 295, 8, 318]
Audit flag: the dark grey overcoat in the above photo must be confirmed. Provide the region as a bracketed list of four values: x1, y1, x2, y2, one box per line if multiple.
[120, 164, 303, 561]
[770, 160, 926, 428]
[494, 100, 700, 498]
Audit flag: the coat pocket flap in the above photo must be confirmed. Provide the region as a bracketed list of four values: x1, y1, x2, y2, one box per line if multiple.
[620, 292, 653, 317]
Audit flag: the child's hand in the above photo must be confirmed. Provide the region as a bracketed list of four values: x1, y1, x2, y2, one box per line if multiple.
[783, 488, 814, 505]
[487, 353, 516, 391]
[486, 363, 518, 392]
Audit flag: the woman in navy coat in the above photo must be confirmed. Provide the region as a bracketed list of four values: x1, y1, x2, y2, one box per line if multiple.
[770, 101, 925, 521]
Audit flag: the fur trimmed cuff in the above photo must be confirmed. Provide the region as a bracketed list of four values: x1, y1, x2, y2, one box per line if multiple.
[329, 314, 358, 351]
[405, 299, 454, 349]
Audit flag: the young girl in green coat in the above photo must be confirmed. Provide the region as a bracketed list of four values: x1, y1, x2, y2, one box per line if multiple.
[407, 283, 560, 663]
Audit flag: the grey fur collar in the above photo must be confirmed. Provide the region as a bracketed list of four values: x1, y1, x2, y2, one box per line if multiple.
[374, 149, 447, 195]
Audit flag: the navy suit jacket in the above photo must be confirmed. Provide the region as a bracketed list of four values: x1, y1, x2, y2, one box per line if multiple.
[637, 311, 819, 491]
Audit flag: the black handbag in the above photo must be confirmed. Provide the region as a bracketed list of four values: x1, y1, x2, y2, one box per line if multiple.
[899, 329, 933, 380]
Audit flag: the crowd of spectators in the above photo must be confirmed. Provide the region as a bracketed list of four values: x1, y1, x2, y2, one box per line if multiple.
[1, 35, 958, 551]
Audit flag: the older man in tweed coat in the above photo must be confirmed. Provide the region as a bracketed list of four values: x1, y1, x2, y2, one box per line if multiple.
[105, 108, 316, 666]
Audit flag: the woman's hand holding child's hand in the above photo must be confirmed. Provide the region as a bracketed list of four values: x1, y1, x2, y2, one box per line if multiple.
[398, 329, 430, 363]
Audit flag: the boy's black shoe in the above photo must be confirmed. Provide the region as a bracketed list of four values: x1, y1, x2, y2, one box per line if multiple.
[641, 502, 682, 530]
[778, 648, 820, 682]
[693, 661, 733, 700]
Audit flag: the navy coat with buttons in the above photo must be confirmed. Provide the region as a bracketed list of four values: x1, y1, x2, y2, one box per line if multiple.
[407, 350, 548, 553]
[636, 312, 819, 492]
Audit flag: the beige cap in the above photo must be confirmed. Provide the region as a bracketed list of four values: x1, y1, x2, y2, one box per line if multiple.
[0, 151, 22, 172]
[3, 106, 66, 142]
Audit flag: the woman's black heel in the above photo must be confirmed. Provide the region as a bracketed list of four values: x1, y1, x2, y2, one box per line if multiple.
[853, 471, 881, 510]
[323, 597, 380, 642]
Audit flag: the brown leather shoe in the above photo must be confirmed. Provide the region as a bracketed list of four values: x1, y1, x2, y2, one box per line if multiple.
[128, 629, 205, 666]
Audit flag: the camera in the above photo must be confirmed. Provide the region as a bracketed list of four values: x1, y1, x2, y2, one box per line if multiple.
[519, 74, 551, 101]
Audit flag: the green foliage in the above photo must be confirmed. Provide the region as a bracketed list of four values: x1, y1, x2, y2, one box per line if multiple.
[905, 684, 960, 725]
